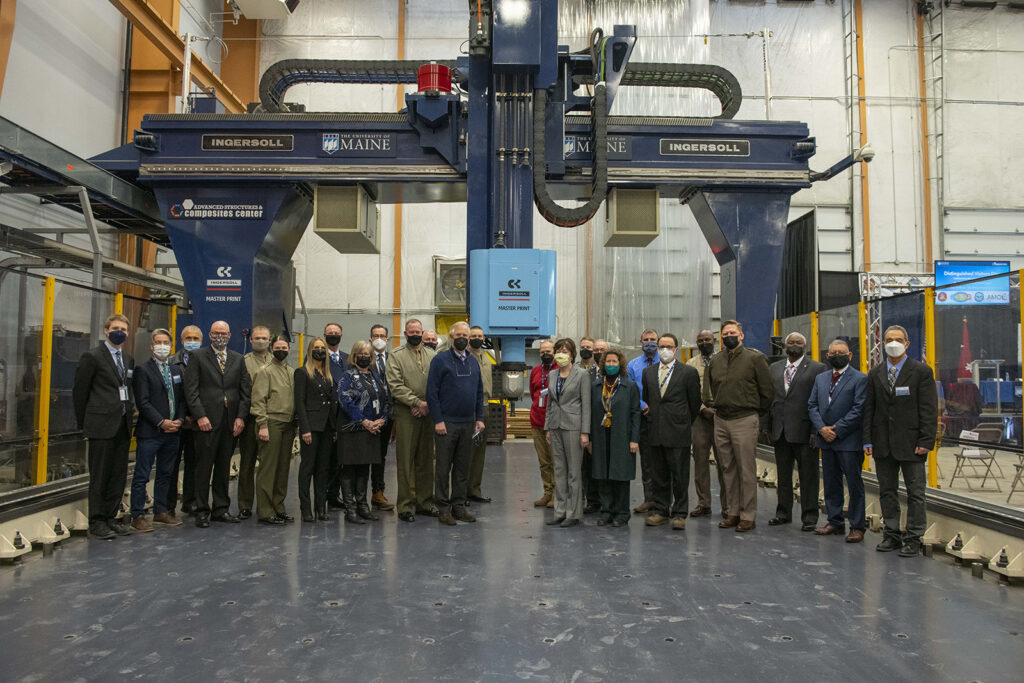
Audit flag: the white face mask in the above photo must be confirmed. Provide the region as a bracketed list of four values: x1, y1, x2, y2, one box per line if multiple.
[371, 338, 388, 352]
[658, 348, 675, 364]
[885, 340, 906, 358]
[153, 344, 171, 360]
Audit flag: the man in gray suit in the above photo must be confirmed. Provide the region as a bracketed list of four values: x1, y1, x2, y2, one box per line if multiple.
[768, 332, 827, 531]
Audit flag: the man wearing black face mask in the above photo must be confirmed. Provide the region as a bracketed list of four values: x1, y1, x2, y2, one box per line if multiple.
[808, 338, 868, 543]
[423, 329, 439, 350]
[703, 320, 772, 532]
[626, 328, 660, 513]
[686, 329, 728, 518]
[768, 332, 826, 531]
[577, 336, 600, 512]
[237, 325, 272, 520]
[323, 322, 347, 509]
[73, 313, 136, 539]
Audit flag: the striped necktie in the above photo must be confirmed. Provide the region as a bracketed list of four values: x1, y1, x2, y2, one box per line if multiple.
[161, 361, 175, 420]
[888, 364, 898, 390]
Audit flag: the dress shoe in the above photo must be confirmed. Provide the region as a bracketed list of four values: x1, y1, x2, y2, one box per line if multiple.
[276, 513, 294, 523]
[109, 520, 132, 535]
[453, 507, 476, 523]
[238, 509, 252, 521]
[560, 518, 580, 528]
[736, 520, 756, 532]
[416, 507, 440, 518]
[610, 518, 627, 528]
[597, 514, 612, 526]
[345, 510, 365, 524]
[690, 506, 711, 517]
[767, 517, 790, 526]
[533, 493, 552, 507]
[89, 522, 116, 540]
[814, 525, 845, 536]
[801, 523, 817, 532]
[131, 515, 154, 533]
[211, 513, 240, 523]
[583, 503, 601, 514]
[546, 516, 566, 526]
[371, 491, 395, 511]
[721, 511, 729, 520]
[899, 541, 922, 557]
[327, 497, 347, 510]
[438, 510, 457, 526]
[317, 511, 330, 522]
[398, 511, 415, 523]
[633, 501, 651, 514]
[719, 516, 740, 529]
[468, 495, 492, 504]
[876, 536, 902, 552]
[195, 514, 210, 528]
[645, 514, 669, 527]
[356, 507, 380, 521]
[846, 529, 865, 543]
[302, 513, 315, 523]
[671, 517, 686, 531]
[258, 517, 285, 526]
[152, 512, 182, 527]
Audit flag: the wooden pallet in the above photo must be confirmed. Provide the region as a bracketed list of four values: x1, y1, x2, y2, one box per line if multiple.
[506, 406, 534, 439]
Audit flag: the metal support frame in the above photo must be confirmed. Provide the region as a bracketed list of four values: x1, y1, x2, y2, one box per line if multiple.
[76, 187, 106, 341]
[924, 286, 938, 488]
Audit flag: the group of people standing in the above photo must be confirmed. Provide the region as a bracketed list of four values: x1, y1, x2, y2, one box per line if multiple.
[527, 321, 938, 558]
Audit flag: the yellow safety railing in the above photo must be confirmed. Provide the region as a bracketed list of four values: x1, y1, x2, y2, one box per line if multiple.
[169, 304, 178, 353]
[810, 311, 821, 361]
[858, 300, 870, 470]
[34, 277, 56, 485]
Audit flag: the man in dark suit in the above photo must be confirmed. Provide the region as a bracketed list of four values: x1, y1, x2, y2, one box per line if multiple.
[72, 313, 135, 540]
[130, 328, 187, 532]
[864, 325, 939, 557]
[183, 320, 252, 528]
[324, 321, 348, 509]
[808, 339, 868, 542]
[369, 323, 396, 511]
[641, 333, 702, 530]
[768, 332, 827, 531]
[167, 325, 202, 515]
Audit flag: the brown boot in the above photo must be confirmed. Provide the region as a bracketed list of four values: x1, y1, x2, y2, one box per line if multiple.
[452, 506, 476, 523]
[645, 514, 669, 527]
[534, 493, 552, 507]
[131, 515, 154, 533]
[719, 516, 740, 529]
[634, 501, 651, 514]
[371, 491, 395, 511]
[152, 512, 182, 527]
[438, 509, 457, 526]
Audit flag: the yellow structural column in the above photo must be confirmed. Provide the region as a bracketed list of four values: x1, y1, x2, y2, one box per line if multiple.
[34, 277, 56, 485]
[169, 304, 178, 353]
[810, 311, 821, 361]
[924, 287, 938, 488]
[858, 300, 870, 470]
[114, 292, 124, 315]
[772, 319, 781, 338]
[298, 333, 305, 367]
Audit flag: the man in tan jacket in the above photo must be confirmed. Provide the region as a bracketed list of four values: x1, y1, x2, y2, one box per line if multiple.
[237, 326, 273, 520]
[386, 319, 438, 522]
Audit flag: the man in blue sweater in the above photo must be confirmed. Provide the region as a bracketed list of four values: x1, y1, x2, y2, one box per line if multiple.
[426, 321, 486, 526]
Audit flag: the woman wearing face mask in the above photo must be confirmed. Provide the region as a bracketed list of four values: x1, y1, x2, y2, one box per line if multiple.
[294, 337, 338, 523]
[543, 338, 591, 528]
[586, 348, 641, 527]
[337, 340, 390, 523]
[251, 337, 297, 526]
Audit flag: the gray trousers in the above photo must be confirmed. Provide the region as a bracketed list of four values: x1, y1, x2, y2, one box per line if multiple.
[434, 422, 474, 511]
[692, 413, 727, 512]
[713, 413, 760, 522]
[876, 456, 927, 543]
[550, 428, 584, 520]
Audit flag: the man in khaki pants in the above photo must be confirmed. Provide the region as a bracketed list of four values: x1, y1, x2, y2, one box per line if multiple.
[703, 320, 772, 533]
[687, 329, 728, 518]
[529, 339, 556, 507]
[386, 319, 438, 522]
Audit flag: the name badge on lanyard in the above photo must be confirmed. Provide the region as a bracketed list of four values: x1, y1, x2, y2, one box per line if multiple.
[119, 386, 129, 401]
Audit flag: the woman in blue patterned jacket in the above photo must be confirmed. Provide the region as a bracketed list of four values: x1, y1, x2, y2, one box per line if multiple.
[337, 340, 391, 524]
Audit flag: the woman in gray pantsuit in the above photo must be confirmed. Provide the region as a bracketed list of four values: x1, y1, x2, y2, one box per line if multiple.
[544, 338, 592, 527]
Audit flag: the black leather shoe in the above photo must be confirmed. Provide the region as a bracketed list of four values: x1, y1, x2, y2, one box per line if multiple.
[596, 514, 612, 526]
[327, 497, 347, 510]
[546, 516, 566, 526]
[801, 523, 817, 532]
[238, 509, 252, 520]
[468, 495, 492, 503]
[302, 513, 315, 523]
[317, 512, 330, 521]
[583, 503, 601, 514]
[398, 512, 415, 523]
[89, 522, 116, 539]
[899, 541, 922, 558]
[690, 506, 712, 517]
[610, 518, 627, 528]
[211, 513, 240, 523]
[258, 517, 286, 526]
[416, 507, 440, 518]
[876, 536, 902, 552]
[195, 514, 210, 528]
[768, 517, 790, 526]
[109, 520, 132, 536]
[275, 514, 294, 523]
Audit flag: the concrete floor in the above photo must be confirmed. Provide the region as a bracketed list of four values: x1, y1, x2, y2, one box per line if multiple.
[1, 441, 1023, 682]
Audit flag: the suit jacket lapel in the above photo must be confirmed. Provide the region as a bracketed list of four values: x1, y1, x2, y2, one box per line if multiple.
[99, 343, 122, 380]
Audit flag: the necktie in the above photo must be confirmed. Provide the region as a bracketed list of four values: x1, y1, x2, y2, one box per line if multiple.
[888, 364, 898, 390]
[331, 351, 339, 365]
[161, 361, 175, 420]
[114, 350, 126, 382]
[217, 351, 226, 374]
[658, 364, 669, 397]
[784, 363, 796, 392]
[377, 353, 386, 378]
[830, 370, 840, 390]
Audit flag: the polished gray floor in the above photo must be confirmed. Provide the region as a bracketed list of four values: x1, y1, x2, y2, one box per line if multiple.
[1, 441, 1023, 682]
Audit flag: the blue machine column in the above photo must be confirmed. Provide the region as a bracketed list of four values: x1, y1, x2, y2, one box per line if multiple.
[151, 184, 312, 352]
[689, 190, 793, 353]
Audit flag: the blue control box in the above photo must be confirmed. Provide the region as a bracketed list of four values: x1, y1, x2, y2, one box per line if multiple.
[469, 248, 556, 336]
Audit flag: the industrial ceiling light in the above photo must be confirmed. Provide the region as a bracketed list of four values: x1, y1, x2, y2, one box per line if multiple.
[960, 0, 997, 8]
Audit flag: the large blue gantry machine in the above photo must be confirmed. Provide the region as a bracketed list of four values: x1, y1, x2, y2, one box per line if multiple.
[91, 0, 856, 390]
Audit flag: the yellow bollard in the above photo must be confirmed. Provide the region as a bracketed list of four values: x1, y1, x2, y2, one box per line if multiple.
[35, 277, 56, 485]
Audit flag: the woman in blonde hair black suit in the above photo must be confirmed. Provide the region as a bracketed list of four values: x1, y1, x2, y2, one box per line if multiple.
[294, 337, 338, 523]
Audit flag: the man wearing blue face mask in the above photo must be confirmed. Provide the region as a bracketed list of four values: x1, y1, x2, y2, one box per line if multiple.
[73, 313, 136, 540]
[167, 325, 202, 516]
[626, 328, 659, 513]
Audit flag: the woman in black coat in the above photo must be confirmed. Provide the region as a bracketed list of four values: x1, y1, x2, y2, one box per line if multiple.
[294, 337, 338, 523]
[337, 340, 390, 524]
[586, 348, 641, 527]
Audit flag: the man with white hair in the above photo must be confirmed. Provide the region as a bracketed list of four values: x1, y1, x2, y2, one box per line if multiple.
[768, 332, 826, 530]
